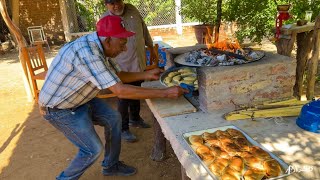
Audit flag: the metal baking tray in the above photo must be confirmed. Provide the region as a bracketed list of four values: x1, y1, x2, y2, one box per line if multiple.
[159, 66, 197, 87]
[182, 125, 294, 180]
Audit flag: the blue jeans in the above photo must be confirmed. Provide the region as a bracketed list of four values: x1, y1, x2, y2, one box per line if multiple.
[42, 98, 122, 180]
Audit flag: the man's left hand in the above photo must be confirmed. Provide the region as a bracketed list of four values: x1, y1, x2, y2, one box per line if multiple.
[145, 68, 164, 80]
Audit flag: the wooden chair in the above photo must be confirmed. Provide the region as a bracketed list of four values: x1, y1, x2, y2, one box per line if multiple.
[96, 44, 159, 99]
[22, 43, 48, 102]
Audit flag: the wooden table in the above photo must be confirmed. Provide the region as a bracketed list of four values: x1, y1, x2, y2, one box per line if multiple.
[276, 18, 320, 100]
[143, 80, 320, 180]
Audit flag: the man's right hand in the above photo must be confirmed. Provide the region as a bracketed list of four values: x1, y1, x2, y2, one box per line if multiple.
[165, 86, 189, 99]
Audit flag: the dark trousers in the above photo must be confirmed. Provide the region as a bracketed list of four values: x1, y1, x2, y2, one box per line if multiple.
[118, 81, 143, 131]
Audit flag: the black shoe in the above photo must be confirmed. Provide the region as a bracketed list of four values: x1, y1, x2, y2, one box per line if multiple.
[103, 161, 137, 176]
[129, 118, 151, 128]
[121, 130, 137, 142]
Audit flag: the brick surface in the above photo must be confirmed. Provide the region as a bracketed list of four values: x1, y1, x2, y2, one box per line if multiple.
[196, 52, 296, 111]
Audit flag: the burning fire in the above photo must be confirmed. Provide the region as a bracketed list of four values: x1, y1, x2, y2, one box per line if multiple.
[205, 27, 243, 53]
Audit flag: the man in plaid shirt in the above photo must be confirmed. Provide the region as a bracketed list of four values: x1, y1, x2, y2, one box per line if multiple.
[38, 15, 187, 180]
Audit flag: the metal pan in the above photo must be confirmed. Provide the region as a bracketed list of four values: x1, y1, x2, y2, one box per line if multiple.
[183, 125, 294, 180]
[174, 49, 265, 67]
[159, 66, 197, 87]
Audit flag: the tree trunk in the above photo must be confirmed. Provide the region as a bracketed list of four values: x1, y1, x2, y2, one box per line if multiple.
[0, 0, 33, 101]
[307, 15, 320, 100]
[275, 33, 296, 57]
[214, 0, 222, 43]
[293, 31, 313, 99]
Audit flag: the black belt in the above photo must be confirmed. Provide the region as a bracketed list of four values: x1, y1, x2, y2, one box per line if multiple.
[39, 106, 62, 112]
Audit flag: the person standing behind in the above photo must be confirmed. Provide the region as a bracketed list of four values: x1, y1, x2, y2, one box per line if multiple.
[103, 0, 157, 142]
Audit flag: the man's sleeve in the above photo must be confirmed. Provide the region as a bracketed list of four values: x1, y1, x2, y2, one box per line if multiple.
[131, 4, 153, 47]
[142, 19, 153, 47]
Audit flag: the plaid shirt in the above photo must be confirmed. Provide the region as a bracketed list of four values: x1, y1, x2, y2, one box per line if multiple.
[38, 32, 121, 109]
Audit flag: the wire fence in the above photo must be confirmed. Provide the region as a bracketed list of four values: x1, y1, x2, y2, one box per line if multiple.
[74, 0, 196, 33]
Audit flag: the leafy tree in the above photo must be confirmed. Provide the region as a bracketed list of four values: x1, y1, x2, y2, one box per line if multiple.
[126, 0, 175, 26]
[76, 0, 176, 28]
[224, 0, 275, 43]
[224, 0, 320, 43]
[181, 0, 217, 25]
[75, 0, 105, 31]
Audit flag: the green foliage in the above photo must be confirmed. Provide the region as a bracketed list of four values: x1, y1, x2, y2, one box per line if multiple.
[75, 0, 105, 31]
[223, 0, 320, 43]
[224, 0, 275, 43]
[316, 75, 320, 82]
[76, 0, 175, 27]
[181, 0, 218, 25]
[126, 0, 175, 26]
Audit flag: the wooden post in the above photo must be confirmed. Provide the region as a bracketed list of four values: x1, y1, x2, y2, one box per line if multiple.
[59, 0, 79, 41]
[150, 115, 166, 161]
[214, 0, 222, 43]
[275, 32, 296, 56]
[293, 31, 313, 99]
[175, 0, 182, 35]
[0, 0, 33, 101]
[306, 15, 320, 100]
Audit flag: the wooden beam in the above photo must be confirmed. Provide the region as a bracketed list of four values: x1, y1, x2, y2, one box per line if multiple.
[150, 115, 166, 161]
[293, 31, 313, 99]
[0, 0, 33, 101]
[307, 15, 320, 100]
[11, 0, 19, 27]
[275, 32, 296, 56]
[59, 0, 79, 41]
[280, 22, 315, 35]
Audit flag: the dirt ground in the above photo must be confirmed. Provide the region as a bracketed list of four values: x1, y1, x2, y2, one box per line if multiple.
[0, 30, 319, 180]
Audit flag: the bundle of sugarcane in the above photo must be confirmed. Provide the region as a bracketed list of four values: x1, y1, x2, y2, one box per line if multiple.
[224, 98, 309, 121]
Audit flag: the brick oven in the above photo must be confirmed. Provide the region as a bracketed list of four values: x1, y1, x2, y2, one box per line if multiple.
[166, 45, 296, 112]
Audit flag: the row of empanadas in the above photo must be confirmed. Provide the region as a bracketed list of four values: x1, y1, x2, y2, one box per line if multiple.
[188, 128, 283, 179]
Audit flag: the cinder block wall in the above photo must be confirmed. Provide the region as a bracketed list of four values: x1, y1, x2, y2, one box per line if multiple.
[19, 0, 65, 45]
[197, 52, 296, 111]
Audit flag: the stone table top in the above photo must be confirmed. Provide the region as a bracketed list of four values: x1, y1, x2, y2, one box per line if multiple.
[143, 81, 320, 180]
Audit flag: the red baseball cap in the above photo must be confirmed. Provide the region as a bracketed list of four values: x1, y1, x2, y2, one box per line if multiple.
[96, 16, 135, 38]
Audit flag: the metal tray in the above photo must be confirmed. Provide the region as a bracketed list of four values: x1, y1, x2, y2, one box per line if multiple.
[182, 125, 294, 180]
[159, 66, 197, 87]
[174, 50, 265, 67]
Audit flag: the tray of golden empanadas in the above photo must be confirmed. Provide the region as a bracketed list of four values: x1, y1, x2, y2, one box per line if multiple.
[183, 125, 294, 180]
[160, 66, 198, 90]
